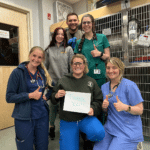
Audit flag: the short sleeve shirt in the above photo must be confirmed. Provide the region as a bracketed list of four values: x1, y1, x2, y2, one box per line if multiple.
[101, 78, 144, 142]
[74, 34, 110, 79]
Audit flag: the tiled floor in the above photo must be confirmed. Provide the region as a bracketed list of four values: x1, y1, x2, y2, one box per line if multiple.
[0, 116, 150, 150]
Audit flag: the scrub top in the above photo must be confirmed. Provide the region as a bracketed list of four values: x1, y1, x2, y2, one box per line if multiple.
[74, 34, 110, 80]
[101, 78, 144, 142]
[25, 68, 48, 119]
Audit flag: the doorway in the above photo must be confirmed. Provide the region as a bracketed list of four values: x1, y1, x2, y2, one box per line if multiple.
[0, 3, 32, 130]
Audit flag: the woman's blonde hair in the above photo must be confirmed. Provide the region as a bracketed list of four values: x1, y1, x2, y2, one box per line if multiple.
[71, 54, 89, 74]
[29, 46, 52, 87]
[106, 57, 125, 79]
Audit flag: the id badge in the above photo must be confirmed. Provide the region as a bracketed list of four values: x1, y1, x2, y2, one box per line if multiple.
[94, 69, 101, 74]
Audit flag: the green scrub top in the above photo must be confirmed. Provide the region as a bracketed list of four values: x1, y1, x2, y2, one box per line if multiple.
[74, 34, 110, 80]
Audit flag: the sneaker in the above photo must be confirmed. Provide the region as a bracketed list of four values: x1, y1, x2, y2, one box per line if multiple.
[83, 140, 93, 150]
[49, 126, 55, 140]
[137, 142, 143, 150]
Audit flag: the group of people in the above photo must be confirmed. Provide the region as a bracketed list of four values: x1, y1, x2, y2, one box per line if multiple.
[6, 12, 144, 150]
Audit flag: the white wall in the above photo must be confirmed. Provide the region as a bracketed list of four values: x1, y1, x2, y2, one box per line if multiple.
[40, 0, 73, 49]
[39, 0, 53, 49]
[0, 0, 40, 47]
[0, 0, 59, 49]
[0, 0, 77, 50]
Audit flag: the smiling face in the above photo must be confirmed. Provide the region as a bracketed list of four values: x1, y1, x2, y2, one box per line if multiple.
[55, 29, 64, 43]
[82, 17, 93, 34]
[71, 58, 85, 78]
[67, 15, 79, 33]
[29, 48, 44, 68]
[106, 62, 121, 81]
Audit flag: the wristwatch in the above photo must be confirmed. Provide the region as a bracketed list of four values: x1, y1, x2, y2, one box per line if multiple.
[126, 105, 131, 112]
[100, 52, 103, 58]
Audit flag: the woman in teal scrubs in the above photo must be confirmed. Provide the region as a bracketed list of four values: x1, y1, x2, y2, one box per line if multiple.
[94, 57, 144, 150]
[74, 14, 110, 149]
[74, 14, 110, 88]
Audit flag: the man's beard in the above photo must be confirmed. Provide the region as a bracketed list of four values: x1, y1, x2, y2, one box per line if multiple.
[69, 25, 78, 32]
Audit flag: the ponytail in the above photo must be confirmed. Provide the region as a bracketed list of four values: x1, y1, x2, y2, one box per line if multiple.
[78, 32, 97, 52]
[93, 32, 97, 40]
[78, 34, 85, 52]
[40, 62, 53, 87]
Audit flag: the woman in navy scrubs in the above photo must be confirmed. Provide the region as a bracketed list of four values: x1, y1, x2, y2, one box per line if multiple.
[6, 46, 53, 150]
[94, 57, 144, 150]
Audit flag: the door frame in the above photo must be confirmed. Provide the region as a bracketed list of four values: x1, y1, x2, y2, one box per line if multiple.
[0, 1, 33, 51]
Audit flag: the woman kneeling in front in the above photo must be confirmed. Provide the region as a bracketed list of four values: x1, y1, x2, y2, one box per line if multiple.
[51, 54, 105, 150]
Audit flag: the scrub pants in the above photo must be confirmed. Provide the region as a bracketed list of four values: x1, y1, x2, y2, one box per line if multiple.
[59, 116, 105, 150]
[15, 115, 49, 150]
[93, 131, 139, 150]
[49, 101, 59, 126]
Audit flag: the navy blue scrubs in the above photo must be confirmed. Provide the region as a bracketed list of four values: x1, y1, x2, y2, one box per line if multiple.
[15, 68, 49, 150]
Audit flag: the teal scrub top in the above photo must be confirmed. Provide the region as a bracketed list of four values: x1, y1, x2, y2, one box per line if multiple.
[101, 78, 144, 142]
[74, 34, 110, 80]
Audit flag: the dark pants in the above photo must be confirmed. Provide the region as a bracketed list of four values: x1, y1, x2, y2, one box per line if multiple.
[15, 115, 49, 150]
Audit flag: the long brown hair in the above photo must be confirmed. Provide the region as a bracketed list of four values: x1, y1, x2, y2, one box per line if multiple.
[29, 46, 52, 87]
[45, 27, 68, 51]
[78, 14, 97, 52]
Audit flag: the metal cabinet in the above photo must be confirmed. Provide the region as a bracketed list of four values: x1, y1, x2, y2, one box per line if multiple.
[95, 3, 150, 137]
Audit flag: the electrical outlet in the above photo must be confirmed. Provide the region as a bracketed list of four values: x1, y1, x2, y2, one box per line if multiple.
[121, 0, 130, 10]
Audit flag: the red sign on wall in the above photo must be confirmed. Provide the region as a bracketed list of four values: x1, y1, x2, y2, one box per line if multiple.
[47, 13, 51, 20]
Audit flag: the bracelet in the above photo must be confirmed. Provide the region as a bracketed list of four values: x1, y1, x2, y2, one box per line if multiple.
[100, 52, 103, 58]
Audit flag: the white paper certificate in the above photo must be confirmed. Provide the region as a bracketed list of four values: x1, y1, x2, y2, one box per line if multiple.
[63, 91, 91, 114]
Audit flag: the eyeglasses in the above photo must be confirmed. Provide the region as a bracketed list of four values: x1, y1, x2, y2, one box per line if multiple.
[82, 21, 92, 25]
[72, 62, 84, 66]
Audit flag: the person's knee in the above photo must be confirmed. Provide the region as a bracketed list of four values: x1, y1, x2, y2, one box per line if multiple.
[87, 127, 105, 142]
[94, 128, 105, 141]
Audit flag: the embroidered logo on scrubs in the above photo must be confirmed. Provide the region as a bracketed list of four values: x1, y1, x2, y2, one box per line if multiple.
[87, 81, 93, 87]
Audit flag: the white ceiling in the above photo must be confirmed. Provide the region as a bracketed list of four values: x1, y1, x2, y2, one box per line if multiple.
[63, 0, 81, 4]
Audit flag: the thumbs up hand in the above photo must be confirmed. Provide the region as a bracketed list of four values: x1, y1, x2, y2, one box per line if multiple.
[28, 86, 42, 100]
[113, 96, 126, 112]
[91, 44, 101, 57]
[102, 95, 109, 109]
